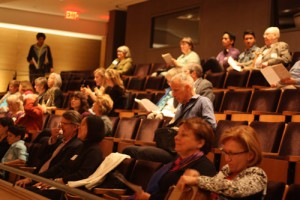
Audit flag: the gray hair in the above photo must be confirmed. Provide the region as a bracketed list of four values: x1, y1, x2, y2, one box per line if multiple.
[49, 73, 62, 88]
[171, 73, 194, 88]
[185, 63, 203, 78]
[265, 27, 280, 39]
[165, 68, 183, 81]
[117, 45, 131, 58]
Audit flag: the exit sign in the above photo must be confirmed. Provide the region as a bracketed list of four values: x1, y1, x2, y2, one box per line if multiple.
[65, 11, 79, 20]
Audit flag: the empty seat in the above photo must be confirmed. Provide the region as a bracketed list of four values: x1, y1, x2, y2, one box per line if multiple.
[250, 121, 285, 153]
[220, 90, 252, 113]
[205, 72, 226, 88]
[247, 89, 281, 113]
[264, 181, 286, 200]
[223, 70, 250, 88]
[144, 76, 165, 91]
[132, 92, 155, 110]
[277, 89, 300, 114]
[285, 184, 300, 200]
[278, 122, 300, 157]
[213, 90, 225, 112]
[133, 64, 151, 77]
[246, 69, 269, 88]
[150, 63, 167, 75]
[127, 77, 146, 91]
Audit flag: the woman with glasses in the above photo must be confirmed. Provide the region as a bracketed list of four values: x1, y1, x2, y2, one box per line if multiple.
[176, 125, 267, 200]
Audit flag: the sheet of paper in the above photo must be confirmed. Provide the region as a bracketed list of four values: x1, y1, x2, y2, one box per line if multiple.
[161, 53, 173, 65]
[228, 56, 242, 72]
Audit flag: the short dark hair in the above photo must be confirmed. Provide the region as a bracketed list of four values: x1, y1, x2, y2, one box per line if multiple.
[243, 30, 256, 38]
[179, 117, 214, 155]
[84, 115, 105, 144]
[0, 117, 14, 128]
[36, 33, 46, 40]
[223, 31, 236, 46]
[8, 125, 26, 140]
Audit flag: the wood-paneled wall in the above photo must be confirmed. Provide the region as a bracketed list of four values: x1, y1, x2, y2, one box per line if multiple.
[0, 28, 101, 91]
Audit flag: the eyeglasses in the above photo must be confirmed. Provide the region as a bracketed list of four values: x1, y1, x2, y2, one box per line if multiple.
[219, 148, 248, 160]
[59, 122, 73, 127]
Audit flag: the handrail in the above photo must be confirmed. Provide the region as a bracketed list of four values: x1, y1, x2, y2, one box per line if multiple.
[0, 164, 105, 200]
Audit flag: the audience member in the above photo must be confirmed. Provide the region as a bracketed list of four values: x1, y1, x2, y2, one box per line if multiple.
[184, 63, 215, 102]
[81, 68, 106, 103]
[68, 91, 90, 118]
[22, 115, 105, 199]
[123, 73, 216, 163]
[254, 27, 291, 68]
[107, 45, 133, 75]
[6, 94, 24, 123]
[27, 32, 53, 83]
[0, 117, 14, 160]
[42, 72, 63, 112]
[177, 126, 267, 200]
[2, 125, 28, 166]
[203, 32, 240, 74]
[92, 94, 113, 136]
[103, 69, 126, 116]
[147, 67, 182, 120]
[19, 80, 34, 97]
[135, 117, 216, 200]
[229, 30, 260, 70]
[16, 94, 43, 142]
[172, 37, 200, 68]
[217, 32, 240, 70]
[273, 60, 300, 87]
[16, 110, 83, 184]
[34, 77, 48, 104]
[0, 80, 20, 113]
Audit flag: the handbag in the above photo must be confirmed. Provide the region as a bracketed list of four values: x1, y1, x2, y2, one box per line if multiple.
[154, 127, 177, 154]
[164, 185, 211, 200]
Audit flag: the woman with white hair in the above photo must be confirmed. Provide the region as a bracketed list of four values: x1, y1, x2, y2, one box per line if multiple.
[41, 72, 63, 112]
[107, 45, 133, 75]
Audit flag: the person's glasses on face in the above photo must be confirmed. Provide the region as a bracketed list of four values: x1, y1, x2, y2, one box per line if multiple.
[219, 147, 248, 161]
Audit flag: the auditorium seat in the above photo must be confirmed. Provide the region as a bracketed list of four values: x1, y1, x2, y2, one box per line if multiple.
[264, 181, 286, 200]
[212, 90, 225, 112]
[220, 90, 252, 113]
[223, 70, 250, 88]
[205, 72, 226, 88]
[246, 69, 269, 88]
[278, 122, 300, 157]
[133, 63, 151, 77]
[144, 76, 165, 91]
[249, 121, 285, 153]
[277, 89, 300, 114]
[248, 88, 281, 113]
[149, 63, 167, 75]
[284, 184, 300, 200]
[126, 77, 146, 91]
[132, 92, 155, 110]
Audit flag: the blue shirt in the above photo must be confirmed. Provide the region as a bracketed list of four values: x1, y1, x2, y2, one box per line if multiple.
[2, 140, 28, 163]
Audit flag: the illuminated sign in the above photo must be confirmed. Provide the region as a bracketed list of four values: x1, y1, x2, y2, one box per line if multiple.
[65, 11, 79, 20]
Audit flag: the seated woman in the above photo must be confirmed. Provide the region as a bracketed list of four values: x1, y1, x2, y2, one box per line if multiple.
[81, 68, 106, 105]
[0, 117, 15, 160]
[107, 45, 133, 75]
[68, 91, 90, 118]
[0, 80, 20, 113]
[176, 125, 267, 200]
[41, 72, 64, 112]
[92, 94, 114, 136]
[6, 94, 25, 123]
[134, 117, 216, 200]
[103, 69, 125, 116]
[20, 115, 106, 199]
[34, 77, 48, 105]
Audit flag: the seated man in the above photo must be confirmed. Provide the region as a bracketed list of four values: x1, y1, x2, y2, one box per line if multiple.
[184, 63, 215, 103]
[253, 27, 291, 68]
[203, 32, 240, 74]
[273, 60, 300, 87]
[228, 30, 260, 70]
[123, 73, 216, 163]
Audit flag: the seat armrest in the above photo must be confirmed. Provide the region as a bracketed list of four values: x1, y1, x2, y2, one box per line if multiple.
[93, 188, 126, 195]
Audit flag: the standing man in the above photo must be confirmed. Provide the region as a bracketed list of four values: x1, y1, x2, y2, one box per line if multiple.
[27, 33, 53, 83]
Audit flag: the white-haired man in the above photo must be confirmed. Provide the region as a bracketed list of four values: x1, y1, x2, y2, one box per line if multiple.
[254, 27, 291, 68]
